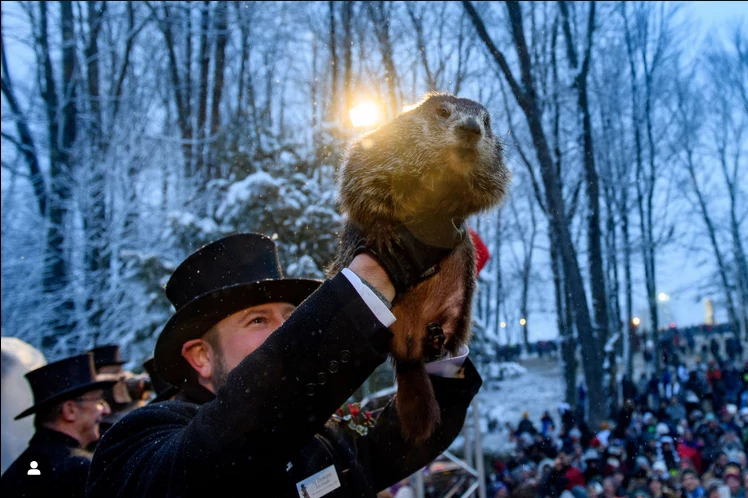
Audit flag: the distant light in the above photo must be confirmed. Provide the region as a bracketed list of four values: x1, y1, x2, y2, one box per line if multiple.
[658, 292, 669, 302]
[670, 322, 676, 329]
[519, 318, 527, 326]
[401, 103, 418, 113]
[349, 101, 380, 128]
[500, 321, 507, 328]
[632, 317, 641, 326]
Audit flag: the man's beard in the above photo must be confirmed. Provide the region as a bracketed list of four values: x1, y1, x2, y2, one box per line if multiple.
[212, 349, 230, 392]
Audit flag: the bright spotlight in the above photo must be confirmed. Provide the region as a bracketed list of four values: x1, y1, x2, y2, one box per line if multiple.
[349, 101, 380, 128]
[658, 292, 669, 302]
[632, 317, 641, 326]
[500, 321, 507, 328]
[519, 318, 527, 326]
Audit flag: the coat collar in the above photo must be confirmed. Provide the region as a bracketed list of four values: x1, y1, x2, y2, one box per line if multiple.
[174, 382, 216, 405]
[30, 427, 82, 449]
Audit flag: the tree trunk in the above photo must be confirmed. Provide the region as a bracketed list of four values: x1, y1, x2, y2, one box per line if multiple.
[39, 1, 79, 349]
[559, 1, 610, 347]
[329, 1, 338, 122]
[367, 1, 400, 118]
[463, 0, 606, 425]
[0, 23, 47, 217]
[195, 1, 211, 178]
[551, 228, 578, 408]
[621, 3, 660, 373]
[342, 1, 354, 128]
[209, 1, 228, 179]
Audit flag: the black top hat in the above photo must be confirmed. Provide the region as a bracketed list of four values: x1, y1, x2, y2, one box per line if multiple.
[154, 233, 322, 386]
[15, 353, 118, 420]
[143, 357, 178, 403]
[88, 344, 126, 369]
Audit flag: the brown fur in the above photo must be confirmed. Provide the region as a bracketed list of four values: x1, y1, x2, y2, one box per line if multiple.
[327, 92, 510, 441]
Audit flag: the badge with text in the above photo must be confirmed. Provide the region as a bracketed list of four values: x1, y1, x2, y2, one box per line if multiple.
[296, 464, 341, 498]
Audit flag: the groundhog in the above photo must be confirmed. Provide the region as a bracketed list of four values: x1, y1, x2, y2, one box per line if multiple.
[328, 92, 510, 442]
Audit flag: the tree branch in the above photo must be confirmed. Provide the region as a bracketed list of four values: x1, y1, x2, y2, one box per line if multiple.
[462, 1, 526, 107]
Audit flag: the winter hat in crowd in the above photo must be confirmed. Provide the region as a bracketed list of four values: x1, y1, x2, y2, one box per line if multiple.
[538, 458, 555, 475]
[587, 482, 604, 496]
[704, 412, 717, 422]
[583, 449, 600, 461]
[660, 436, 674, 445]
[723, 465, 741, 481]
[570, 486, 587, 498]
[652, 461, 668, 474]
[154, 233, 322, 386]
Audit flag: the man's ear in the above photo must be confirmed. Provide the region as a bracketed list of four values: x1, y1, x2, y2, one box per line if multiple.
[181, 339, 213, 380]
[60, 400, 79, 422]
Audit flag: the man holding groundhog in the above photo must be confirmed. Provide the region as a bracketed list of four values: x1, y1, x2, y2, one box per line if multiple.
[87, 231, 482, 497]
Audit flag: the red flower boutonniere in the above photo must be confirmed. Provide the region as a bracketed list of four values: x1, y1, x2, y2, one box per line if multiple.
[331, 402, 376, 436]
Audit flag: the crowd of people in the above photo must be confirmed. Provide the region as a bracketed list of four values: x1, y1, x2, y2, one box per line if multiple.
[490, 355, 748, 498]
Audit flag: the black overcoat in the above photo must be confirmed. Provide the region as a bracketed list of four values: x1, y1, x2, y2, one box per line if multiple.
[1, 427, 92, 497]
[86, 273, 482, 497]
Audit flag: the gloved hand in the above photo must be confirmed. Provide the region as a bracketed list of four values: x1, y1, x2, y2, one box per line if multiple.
[354, 216, 466, 297]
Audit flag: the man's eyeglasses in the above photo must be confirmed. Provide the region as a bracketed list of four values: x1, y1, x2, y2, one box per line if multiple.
[73, 396, 109, 410]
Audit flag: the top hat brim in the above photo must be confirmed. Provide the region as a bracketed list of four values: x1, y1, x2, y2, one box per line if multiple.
[155, 278, 322, 386]
[15, 380, 118, 420]
[95, 360, 126, 369]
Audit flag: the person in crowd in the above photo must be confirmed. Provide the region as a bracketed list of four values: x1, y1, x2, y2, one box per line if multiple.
[1, 353, 115, 497]
[87, 231, 481, 497]
[648, 473, 678, 498]
[681, 468, 706, 498]
[88, 344, 150, 435]
[518, 411, 538, 436]
[721, 465, 745, 498]
[542, 410, 556, 437]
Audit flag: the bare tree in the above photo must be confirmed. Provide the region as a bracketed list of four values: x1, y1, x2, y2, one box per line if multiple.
[367, 1, 400, 118]
[672, 70, 742, 343]
[464, 1, 607, 424]
[705, 25, 748, 340]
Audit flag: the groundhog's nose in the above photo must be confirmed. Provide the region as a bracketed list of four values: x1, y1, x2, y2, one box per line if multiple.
[457, 117, 482, 138]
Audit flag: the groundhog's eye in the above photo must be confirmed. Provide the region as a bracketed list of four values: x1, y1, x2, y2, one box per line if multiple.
[437, 106, 451, 119]
[483, 115, 491, 129]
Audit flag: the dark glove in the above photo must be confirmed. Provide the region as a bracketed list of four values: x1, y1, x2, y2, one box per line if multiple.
[354, 217, 466, 296]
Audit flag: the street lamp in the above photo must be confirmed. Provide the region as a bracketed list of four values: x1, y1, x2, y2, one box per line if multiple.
[632, 317, 641, 327]
[519, 318, 527, 326]
[658, 292, 669, 302]
[500, 321, 507, 328]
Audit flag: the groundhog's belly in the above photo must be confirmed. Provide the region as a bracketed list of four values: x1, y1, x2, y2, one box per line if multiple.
[388, 248, 470, 361]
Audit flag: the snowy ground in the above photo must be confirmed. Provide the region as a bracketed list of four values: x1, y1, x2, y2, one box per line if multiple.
[449, 357, 565, 456]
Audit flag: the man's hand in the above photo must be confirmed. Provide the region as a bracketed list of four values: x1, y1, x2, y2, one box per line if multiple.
[349, 253, 396, 303]
[355, 217, 466, 297]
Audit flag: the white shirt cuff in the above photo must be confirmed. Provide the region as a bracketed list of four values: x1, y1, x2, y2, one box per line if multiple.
[341, 268, 396, 328]
[425, 345, 469, 377]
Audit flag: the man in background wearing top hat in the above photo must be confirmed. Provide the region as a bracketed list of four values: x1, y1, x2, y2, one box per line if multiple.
[87, 228, 483, 497]
[88, 344, 151, 438]
[142, 357, 177, 403]
[1, 353, 115, 497]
